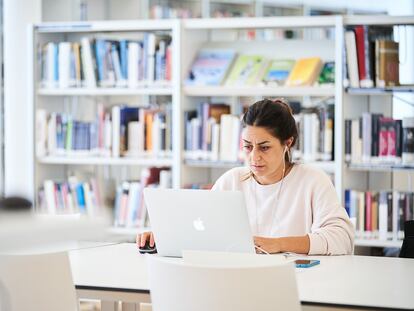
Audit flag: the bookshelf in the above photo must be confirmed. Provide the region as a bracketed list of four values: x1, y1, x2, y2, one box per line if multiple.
[342, 16, 414, 248]
[31, 16, 414, 248]
[30, 20, 182, 222]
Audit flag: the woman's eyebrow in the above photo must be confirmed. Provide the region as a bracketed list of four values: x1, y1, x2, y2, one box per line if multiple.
[242, 139, 270, 145]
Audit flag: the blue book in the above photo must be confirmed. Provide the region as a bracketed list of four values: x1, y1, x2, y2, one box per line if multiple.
[94, 39, 106, 83]
[76, 184, 86, 213]
[119, 40, 128, 80]
[185, 49, 236, 86]
[344, 189, 350, 216]
[53, 43, 59, 83]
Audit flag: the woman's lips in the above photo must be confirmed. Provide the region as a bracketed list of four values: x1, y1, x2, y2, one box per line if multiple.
[251, 164, 265, 172]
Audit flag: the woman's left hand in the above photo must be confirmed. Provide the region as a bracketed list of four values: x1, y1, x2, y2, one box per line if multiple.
[254, 236, 282, 254]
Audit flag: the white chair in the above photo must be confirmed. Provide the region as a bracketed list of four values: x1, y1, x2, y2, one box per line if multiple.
[147, 252, 301, 311]
[0, 252, 79, 311]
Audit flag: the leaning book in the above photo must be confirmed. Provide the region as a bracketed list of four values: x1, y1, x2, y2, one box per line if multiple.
[185, 49, 236, 86]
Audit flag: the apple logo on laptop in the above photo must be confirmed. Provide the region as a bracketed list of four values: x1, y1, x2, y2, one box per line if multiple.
[193, 217, 205, 231]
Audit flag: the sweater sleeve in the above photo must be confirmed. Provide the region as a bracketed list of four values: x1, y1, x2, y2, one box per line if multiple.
[307, 172, 355, 255]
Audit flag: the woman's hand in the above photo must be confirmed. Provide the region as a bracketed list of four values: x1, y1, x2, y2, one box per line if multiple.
[136, 231, 155, 248]
[254, 236, 282, 254]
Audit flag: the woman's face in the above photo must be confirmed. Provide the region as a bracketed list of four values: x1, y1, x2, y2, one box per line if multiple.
[242, 125, 286, 185]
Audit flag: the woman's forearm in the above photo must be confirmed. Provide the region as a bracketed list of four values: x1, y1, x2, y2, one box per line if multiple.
[279, 235, 310, 254]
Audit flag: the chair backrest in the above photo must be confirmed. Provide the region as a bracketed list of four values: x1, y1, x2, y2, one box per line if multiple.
[400, 220, 414, 259]
[0, 252, 79, 311]
[147, 254, 301, 311]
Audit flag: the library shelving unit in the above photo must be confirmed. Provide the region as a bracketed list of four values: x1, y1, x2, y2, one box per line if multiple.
[341, 15, 414, 249]
[29, 20, 182, 218]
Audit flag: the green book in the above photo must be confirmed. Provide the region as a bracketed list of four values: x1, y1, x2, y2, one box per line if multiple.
[261, 59, 295, 86]
[225, 55, 266, 86]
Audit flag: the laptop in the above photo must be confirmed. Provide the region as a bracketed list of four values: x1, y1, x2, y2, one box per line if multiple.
[143, 188, 255, 257]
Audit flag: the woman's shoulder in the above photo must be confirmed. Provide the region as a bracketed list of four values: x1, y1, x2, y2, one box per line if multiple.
[218, 166, 251, 182]
[212, 166, 250, 190]
[293, 163, 331, 181]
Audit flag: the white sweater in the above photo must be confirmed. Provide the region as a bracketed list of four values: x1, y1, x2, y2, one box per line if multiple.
[212, 164, 354, 255]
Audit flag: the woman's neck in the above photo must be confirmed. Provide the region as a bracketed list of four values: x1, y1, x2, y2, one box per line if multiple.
[254, 162, 293, 185]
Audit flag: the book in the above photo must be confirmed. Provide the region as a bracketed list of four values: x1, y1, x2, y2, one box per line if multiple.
[375, 40, 399, 87]
[285, 57, 323, 86]
[402, 117, 414, 164]
[317, 61, 335, 84]
[345, 30, 359, 88]
[185, 49, 236, 86]
[261, 59, 294, 86]
[225, 55, 266, 86]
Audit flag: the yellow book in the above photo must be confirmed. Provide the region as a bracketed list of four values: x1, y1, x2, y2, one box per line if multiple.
[285, 57, 323, 86]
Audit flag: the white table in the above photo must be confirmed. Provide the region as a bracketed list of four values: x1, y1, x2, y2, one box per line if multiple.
[69, 243, 414, 311]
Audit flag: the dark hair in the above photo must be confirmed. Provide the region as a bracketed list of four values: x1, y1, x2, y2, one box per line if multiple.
[242, 98, 298, 160]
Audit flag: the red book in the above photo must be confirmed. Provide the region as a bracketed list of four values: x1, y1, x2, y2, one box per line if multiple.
[165, 44, 172, 81]
[365, 191, 372, 232]
[354, 26, 367, 83]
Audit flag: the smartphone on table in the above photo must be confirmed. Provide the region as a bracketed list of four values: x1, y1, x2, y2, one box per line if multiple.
[294, 259, 320, 268]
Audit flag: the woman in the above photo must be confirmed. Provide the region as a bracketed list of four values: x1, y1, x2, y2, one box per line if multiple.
[138, 98, 354, 255]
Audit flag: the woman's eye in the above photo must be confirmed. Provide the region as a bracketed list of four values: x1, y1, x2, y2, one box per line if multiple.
[260, 146, 270, 152]
[243, 145, 252, 152]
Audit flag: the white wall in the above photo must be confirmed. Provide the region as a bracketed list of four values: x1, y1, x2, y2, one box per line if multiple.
[4, 0, 41, 199]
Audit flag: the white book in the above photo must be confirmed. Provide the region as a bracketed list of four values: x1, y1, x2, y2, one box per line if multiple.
[392, 191, 399, 240]
[44, 180, 56, 215]
[45, 42, 57, 88]
[36, 109, 48, 157]
[345, 31, 359, 88]
[83, 182, 94, 217]
[211, 123, 220, 162]
[128, 42, 139, 88]
[152, 114, 161, 154]
[111, 46, 126, 87]
[323, 119, 333, 161]
[159, 170, 172, 188]
[378, 191, 388, 240]
[58, 42, 72, 88]
[303, 113, 318, 161]
[191, 118, 201, 153]
[104, 113, 112, 151]
[146, 33, 156, 85]
[362, 113, 371, 163]
[80, 37, 97, 88]
[220, 114, 240, 162]
[47, 113, 57, 155]
[112, 106, 120, 157]
[127, 121, 141, 156]
[126, 182, 141, 228]
[351, 119, 362, 163]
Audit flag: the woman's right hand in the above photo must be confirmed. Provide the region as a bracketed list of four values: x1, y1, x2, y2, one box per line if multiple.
[136, 231, 155, 248]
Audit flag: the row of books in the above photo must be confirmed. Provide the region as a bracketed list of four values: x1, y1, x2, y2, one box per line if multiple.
[36, 105, 172, 158]
[185, 50, 334, 87]
[344, 114, 414, 164]
[37, 177, 102, 216]
[344, 25, 398, 88]
[294, 104, 334, 162]
[40, 34, 172, 89]
[345, 189, 414, 240]
[150, 4, 195, 19]
[184, 102, 334, 163]
[114, 168, 172, 228]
